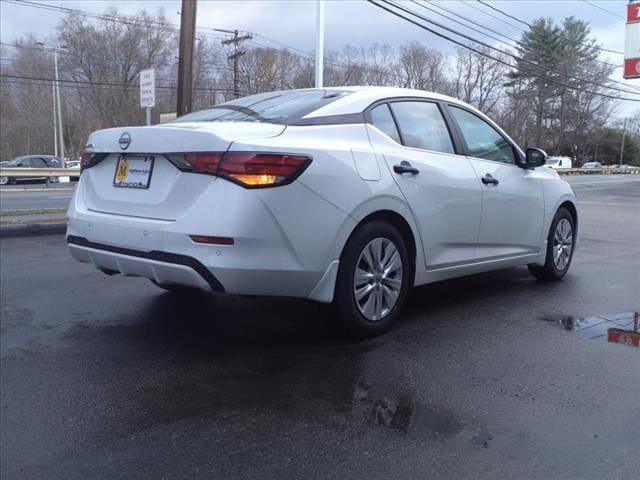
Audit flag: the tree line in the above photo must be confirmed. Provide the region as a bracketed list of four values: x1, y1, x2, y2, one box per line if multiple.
[1, 8, 638, 163]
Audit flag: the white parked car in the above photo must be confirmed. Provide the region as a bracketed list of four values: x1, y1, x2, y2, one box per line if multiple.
[67, 87, 578, 337]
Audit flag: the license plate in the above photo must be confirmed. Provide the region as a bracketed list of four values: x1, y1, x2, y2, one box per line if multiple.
[113, 155, 154, 189]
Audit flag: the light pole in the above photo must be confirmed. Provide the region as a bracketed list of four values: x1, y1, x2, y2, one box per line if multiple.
[315, 0, 325, 88]
[37, 43, 66, 159]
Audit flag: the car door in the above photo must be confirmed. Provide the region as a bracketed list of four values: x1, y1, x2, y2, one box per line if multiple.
[29, 157, 48, 180]
[367, 100, 482, 269]
[447, 105, 545, 260]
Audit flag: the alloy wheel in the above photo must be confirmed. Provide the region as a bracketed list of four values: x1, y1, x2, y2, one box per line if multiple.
[553, 218, 573, 271]
[353, 237, 403, 321]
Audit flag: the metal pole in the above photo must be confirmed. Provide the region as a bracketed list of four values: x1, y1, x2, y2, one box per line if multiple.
[146, 106, 151, 126]
[54, 50, 65, 160]
[52, 76, 58, 157]
[176, 0, 197, 116]
[315, 0, 324, 88]
[619, 117, 627, 165]
[233, 30, 239, 98]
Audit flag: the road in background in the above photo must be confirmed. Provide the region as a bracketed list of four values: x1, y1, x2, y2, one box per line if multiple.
[1, 181, 638, 479]
[0, 174, 638, 213]
[0, 186, 75, 212]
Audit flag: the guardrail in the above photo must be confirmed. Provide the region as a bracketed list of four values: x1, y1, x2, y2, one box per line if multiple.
[0, 167, 80, 177]
[556, 168, 640, 175]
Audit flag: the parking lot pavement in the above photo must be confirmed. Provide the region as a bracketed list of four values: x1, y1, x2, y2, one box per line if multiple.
[1, 184, 638, 479]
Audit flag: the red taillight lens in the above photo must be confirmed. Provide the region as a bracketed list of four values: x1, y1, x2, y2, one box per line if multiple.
[184, 153, 222, 174]
[168, 152, 311, 188]
[80, 152, 107, 172]
[218, 153, 311, 187]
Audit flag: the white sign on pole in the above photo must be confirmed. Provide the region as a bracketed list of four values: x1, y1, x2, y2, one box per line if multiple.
[140, 68, 156, 108]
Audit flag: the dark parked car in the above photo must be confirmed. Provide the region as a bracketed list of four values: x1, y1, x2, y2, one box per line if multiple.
[0, 155, 64, 185]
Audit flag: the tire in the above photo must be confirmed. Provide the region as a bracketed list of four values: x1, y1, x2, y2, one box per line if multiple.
[0, 176, 8, 186]
[48, 176, 59, 183]
[334, 220, 412, 338]
[528, 207, 575, 281]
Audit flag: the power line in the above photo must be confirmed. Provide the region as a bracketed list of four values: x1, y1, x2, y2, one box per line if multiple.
[367, 0, 639, 102]
[582, 0, 625, 19]
[0, 73, 244, 93]
[381, 0, 640, 98]
[414, 0, 634, 92]
[476, 0, 531, 28]
[469, 0, 624, 55]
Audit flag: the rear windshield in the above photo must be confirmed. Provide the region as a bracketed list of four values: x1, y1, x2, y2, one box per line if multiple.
[171, 89, 348, 124]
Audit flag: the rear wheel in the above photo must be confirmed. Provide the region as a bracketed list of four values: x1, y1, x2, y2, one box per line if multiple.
[48, 176, 59, 183]
[528, 207, 575, 281]
[0, 176, 8, 186]
[334, 221, 411, 338]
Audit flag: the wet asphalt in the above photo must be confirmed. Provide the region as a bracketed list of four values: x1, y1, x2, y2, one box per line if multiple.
[1, 180, 639, 479]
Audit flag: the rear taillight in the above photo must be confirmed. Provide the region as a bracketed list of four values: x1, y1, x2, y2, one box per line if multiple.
[80, 152, 107, 172]
[167, 152, 311, 188]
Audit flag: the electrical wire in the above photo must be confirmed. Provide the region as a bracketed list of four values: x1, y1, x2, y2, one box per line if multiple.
[470, 0, 624, 55]
[378, 0, 640, 98]
[581, 0, 625, 19]
[420, 0, 623, 71]
[367, 0, 639, 102]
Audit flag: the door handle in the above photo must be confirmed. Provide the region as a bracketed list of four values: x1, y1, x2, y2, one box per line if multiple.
[481, 173, 499, 186]
[393, 161, 419, 175]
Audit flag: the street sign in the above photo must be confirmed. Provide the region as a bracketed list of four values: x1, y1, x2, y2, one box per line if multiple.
[624, 1, 640, 79]
[140, 68, 155, 108]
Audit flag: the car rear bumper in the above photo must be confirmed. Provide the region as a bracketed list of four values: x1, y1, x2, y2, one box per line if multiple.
[66, 177, 352, 301]
[67, 236, 225, 291]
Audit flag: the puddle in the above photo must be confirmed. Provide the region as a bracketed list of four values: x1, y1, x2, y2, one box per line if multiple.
[541, 312, 639, 346]
[351, 375, 465, 439]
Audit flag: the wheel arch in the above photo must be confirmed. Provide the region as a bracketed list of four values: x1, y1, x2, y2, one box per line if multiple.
[346, 210, 417, 268]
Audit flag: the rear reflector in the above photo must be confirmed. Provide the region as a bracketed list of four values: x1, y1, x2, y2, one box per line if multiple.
[168, 152, 311, 188]
[190, 235, 235, 245]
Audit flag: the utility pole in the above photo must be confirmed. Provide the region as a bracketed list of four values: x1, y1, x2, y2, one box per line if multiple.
[315, 0, 325, 88]
[38, 42, 64, 158]
[619, 117, 627, 165]
[52, 72, 58, 157]
[222, 30, 252, 98]
[54, 50, 64, 160]
[176, 0, 197, 116]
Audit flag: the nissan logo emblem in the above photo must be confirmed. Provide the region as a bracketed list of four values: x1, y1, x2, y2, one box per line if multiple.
[119, 132, 131, 150]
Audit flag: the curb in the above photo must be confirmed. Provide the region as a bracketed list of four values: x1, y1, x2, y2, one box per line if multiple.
[0, 222, 67, 238]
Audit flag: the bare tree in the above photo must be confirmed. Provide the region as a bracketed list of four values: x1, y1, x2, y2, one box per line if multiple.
[453, 44, 508, 116]
[396, 41, 449, 93]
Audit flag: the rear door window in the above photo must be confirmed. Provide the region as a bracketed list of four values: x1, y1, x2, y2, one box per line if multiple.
[29, 157, 47, 167]
[369, 104, 401, 143]
[389, 101, 455, 154]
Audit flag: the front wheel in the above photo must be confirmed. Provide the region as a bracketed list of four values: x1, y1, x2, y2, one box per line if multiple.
[48, 176, 59, 183]
[334, 220, 412, 338]
[528, 207, 575, 281]
[0, 176, 8, 186]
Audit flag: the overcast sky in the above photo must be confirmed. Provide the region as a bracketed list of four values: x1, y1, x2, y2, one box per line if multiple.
[1, 0, 638, 118]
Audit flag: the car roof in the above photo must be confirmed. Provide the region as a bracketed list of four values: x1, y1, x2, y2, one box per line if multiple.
[302, 86, 470, 119]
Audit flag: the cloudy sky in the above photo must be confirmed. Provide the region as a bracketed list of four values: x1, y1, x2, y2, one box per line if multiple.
[1, 0, 638, 118]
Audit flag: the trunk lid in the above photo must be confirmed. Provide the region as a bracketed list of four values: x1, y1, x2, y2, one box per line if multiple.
[81, 122, 285, 220]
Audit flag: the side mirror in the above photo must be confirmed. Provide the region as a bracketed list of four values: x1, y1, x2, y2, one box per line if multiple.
[525, 147, 547, 169]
